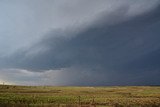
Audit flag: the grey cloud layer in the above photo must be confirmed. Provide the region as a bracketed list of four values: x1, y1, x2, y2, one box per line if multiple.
[0, 0, 159, 55]
[0, 0, 160, 85]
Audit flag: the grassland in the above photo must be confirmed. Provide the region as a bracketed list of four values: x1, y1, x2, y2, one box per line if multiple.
[0, 85, 160, 107]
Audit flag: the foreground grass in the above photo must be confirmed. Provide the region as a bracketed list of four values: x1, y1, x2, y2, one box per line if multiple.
[0, 85, 160, 107]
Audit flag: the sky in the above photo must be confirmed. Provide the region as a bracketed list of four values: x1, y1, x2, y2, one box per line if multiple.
[0, 0, 160, 86]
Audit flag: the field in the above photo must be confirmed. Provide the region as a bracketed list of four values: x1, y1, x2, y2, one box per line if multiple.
[0, 85, 160, 107]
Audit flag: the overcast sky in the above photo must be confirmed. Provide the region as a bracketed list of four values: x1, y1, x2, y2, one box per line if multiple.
[0, 0, 160, 86]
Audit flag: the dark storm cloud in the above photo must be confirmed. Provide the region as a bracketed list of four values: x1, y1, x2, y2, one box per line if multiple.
[0, 1, 160, 85]
[10, 5, 160, 69]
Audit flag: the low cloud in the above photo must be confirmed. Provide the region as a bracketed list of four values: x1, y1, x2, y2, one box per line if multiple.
[0, 0, 160, 85]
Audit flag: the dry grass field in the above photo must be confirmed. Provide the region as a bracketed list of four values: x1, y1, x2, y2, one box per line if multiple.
[0, 85, 160, 107]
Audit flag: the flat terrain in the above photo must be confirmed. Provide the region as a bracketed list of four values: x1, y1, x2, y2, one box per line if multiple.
[0, 85, 160, 107]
